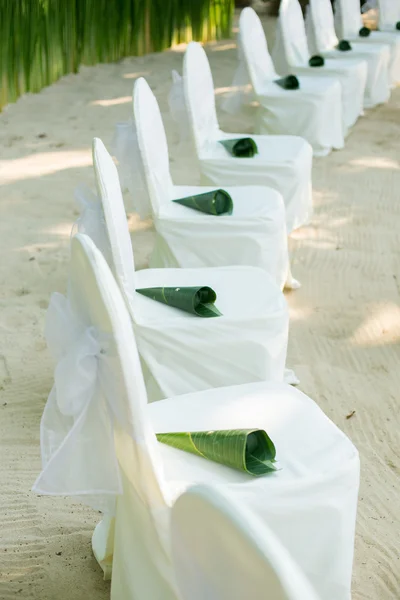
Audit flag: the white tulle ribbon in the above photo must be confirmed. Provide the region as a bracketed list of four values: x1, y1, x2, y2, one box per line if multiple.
[111, 120, 152, 220]
[168, 70, 191, 149]
[222, 33, 254, 114]
[72, 185, 112, 267]
[32, 293, 122, 514]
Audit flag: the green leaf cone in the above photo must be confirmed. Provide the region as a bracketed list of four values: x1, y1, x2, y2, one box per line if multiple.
[136, 286, 222, 317]
[274, 74, 300, 90]
[173, 189, 233, 215]
[337, 40, 352, 51]
[396, 22, 400, 31]
[219, 138, 259, 158]
[359, 27, 371, 38]
[308, 55, 325, 67]
[156, 429, 277, 475]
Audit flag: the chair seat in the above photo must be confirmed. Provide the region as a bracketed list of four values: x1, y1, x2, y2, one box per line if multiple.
[132, 267, 289, 400]
[148, 381, 359, 600]
[254, 75, 344, 157]
[198, 134, 313, 233]
[323, 43, 391, 108]
[293, 56, 367, 129]
[152, 185, 289, 290]
[349, 31, 400, 85]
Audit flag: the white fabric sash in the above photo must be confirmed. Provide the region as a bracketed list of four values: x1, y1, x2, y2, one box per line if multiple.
[32, 293, 122, 514]
[111, 120, 152, 219]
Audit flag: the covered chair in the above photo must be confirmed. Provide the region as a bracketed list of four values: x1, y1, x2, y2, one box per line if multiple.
[172, 485, 319, 600]
[132, 77, 296, 291]
[80, 137, 292, 401]
[182, 41, 313, 232]
[306, 0, 391, 108]
[238, 7, 344, 156]
[377, 0, 400, 32]
[334, 0, 400, 85]
[273, 0, 367, 132]
[33, 233, 360, 600]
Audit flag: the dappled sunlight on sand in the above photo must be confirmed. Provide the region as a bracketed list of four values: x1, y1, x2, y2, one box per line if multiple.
[0, 150, 92, 183]
[91, 96, 132, 107]
[350, 303, 400, 347]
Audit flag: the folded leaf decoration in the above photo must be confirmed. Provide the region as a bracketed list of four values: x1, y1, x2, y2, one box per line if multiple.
[396, 22, 400, 31]
[219, 137, 258, 158]
[359, 26, 371, 37]
[308, 55, 325, 67]
[337, 39, 352, 51]
[274, 74, 300, 90]
[156, 429, 277, 475]
[136, 286, 222, 317]
[173, 189, 233, 216]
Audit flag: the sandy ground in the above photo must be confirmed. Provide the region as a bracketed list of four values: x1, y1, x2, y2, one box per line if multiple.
[1, 14, 400, 600]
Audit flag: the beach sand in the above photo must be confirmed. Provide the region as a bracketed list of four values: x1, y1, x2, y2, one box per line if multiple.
[0, 14, 399, 600]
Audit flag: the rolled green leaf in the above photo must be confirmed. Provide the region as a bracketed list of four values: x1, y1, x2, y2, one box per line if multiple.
[337, 40, 352, 51]
[156, 429, 277, 475]
[219, 138, 258, 158]
[359, 26, 371, 37]
[396, 22, 400, 31]
[308, 55, 324, 67]
[274, 74, 300, 90]
[136, 286, 222, 317]
[173, 189, 233, 215]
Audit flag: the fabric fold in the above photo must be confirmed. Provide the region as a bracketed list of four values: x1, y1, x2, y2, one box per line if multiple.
[173, 189, 233, 216]
[219, 138, 258, 158]
[136, 286, 222, 318]
[156, 429, 277, 475]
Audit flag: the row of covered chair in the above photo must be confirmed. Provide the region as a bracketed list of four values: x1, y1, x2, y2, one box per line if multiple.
[31, 2, 397, 598]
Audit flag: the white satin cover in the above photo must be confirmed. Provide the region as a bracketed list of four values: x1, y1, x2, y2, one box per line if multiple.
[34, 234, 360, 600]
[273, 0, 367, 131]
[334, 0, 400, 85]
[306, 0, 391, 108]
[238, 8, 344, 156]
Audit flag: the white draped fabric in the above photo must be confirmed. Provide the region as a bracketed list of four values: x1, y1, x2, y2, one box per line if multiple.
[34, 234, 360, 600]
[334, 0, 400, 85]
[238, 7, 345, 156]
[89, 138, 293, 400]
[182, 42, 314, 231]
[172, 486, 320, 600]
[378, 0, 400, 31]
[111, 120, 151, 219]
[133, 77, 294, 290]
[306, 0, 391, 107]
[273, 0, 366, 132]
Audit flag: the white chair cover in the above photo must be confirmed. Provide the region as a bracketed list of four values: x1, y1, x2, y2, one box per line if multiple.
[168, 69, 192, 149]
[172, 485, 319, 600]
[334, 0, 400, 85]
[378, 0, 400, 31]
[182, 42, 313, 232]
[90, 137, 292, 400]
[133, 76, 293, 290]
[34, 233, 360, 599]
[306, 0, 391, 107]
[238, 7, 344, 156]
[273, 0, 366, 132]
[110, 119, 151, 219]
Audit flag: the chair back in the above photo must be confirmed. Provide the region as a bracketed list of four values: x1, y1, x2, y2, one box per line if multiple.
[274, 0, 310, 73]
[239, 7, 278, 95]
[182, 42, 221, 156]
[133, 77, 174, 215]
[172, 485, 320, 600]
[334, 0, 363, 39]
[92, 138, 137, 305]
[307, 0, 339, 53]
[378, 0, 400, 31]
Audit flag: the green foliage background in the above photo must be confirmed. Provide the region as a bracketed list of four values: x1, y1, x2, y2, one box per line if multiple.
[0, 0, 234, 110]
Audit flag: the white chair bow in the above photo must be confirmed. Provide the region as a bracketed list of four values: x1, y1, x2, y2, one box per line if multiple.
[33, 292, 122, 514]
